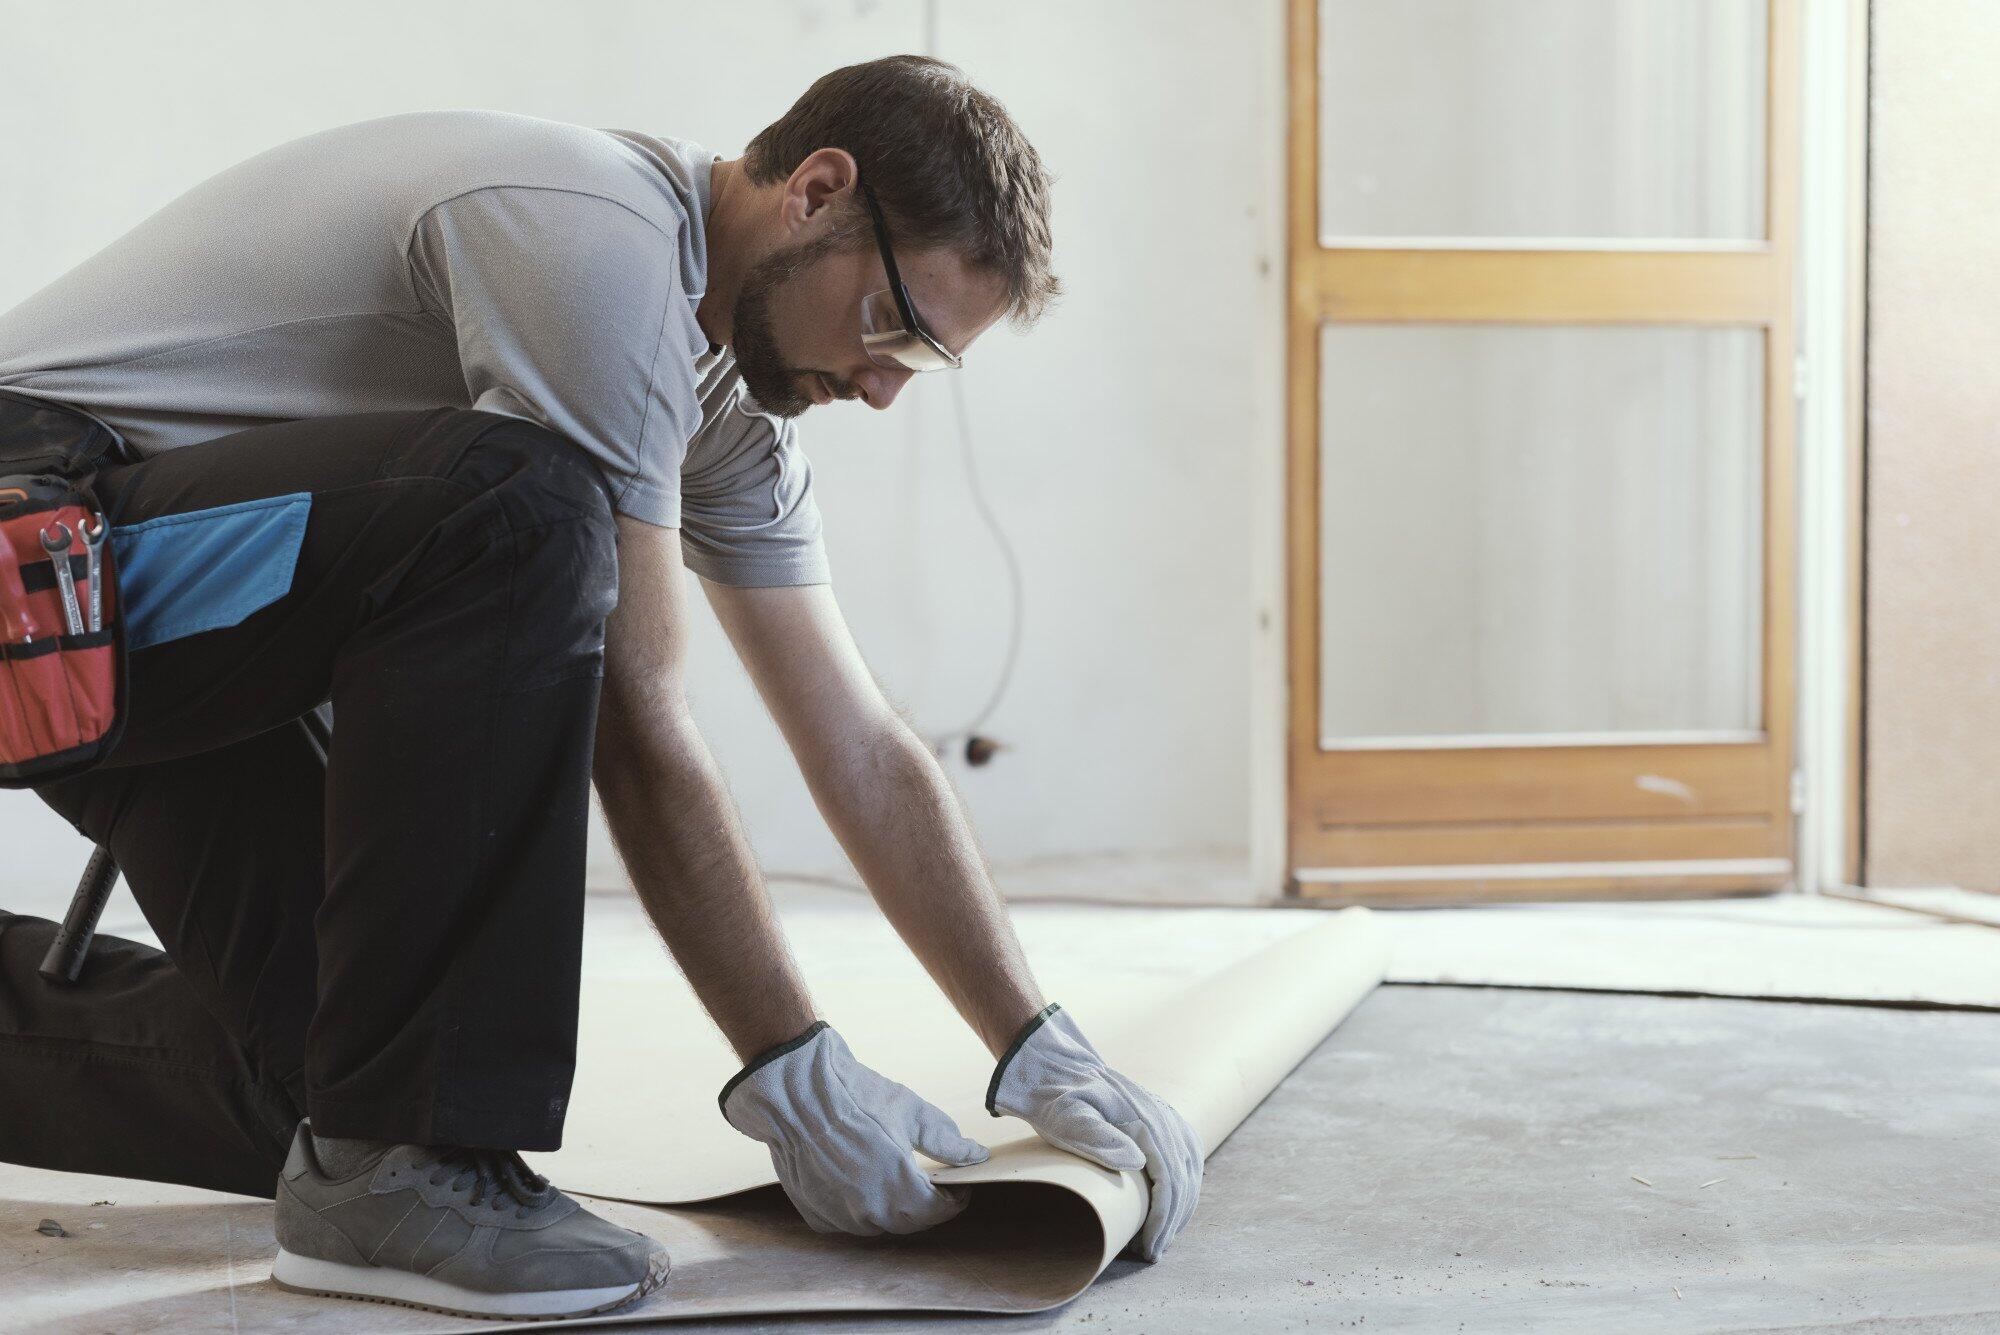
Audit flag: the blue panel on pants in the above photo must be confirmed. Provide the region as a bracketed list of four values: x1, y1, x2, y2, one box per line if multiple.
[111, 492, 313, 650]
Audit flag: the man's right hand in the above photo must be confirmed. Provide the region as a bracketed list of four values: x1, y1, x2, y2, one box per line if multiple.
[718, 1021, 991, 1235]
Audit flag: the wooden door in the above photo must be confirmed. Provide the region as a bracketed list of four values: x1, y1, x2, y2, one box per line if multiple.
[1287, 0, 1801, 902]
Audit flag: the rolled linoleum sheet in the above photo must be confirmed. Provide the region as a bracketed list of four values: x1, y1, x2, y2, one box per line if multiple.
[546, 900, 1381, 1205]
[499, 905, 1390, 1329]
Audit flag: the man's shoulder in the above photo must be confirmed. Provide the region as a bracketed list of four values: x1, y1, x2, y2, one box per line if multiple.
[298, 111, 704, 233]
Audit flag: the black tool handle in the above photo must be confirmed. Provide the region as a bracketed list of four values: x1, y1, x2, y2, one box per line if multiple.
[299, 704, 332, 766]
[39, 843, 120, 985]
[33, 711, 327, 988]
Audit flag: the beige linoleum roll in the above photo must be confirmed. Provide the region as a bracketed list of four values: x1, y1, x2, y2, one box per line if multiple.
[515, 906, 1389, 1328]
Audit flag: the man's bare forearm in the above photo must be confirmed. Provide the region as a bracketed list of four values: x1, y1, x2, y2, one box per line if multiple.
[808, 722, 1045, 1057]
[593, 701, 816, 1061]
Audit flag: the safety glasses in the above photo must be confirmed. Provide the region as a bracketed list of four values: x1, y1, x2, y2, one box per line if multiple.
[856, 179, 962, 373]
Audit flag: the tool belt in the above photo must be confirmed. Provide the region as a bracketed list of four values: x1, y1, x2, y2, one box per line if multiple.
[0, 390, 129, 786]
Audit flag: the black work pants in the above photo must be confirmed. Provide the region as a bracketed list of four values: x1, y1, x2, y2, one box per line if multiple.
[0, 406, 618, 1199]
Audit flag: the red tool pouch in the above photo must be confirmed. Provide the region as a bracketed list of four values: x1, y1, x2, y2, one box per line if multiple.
[0, 392, 129, 787]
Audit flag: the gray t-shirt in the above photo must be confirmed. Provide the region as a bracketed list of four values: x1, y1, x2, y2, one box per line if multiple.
[0, 109, 828, 587]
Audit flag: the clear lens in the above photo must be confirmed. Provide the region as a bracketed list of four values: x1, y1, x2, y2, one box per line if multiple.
[859, 289, 960, 372]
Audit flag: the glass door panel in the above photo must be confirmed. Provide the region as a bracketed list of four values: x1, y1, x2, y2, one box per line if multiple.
[1319, 0, 1769, 242]
[1317, 324, 1765, 745]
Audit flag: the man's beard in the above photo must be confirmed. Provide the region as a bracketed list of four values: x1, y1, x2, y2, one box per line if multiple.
[729, 230, 854, 420]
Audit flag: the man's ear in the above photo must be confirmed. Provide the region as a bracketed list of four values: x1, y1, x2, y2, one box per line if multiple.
[780, 147, 860, 236]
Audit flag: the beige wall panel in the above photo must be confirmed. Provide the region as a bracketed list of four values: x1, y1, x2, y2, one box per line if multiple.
[1866, 2, 2000, 887]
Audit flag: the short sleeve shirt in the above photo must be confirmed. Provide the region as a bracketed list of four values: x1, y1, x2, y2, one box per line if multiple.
[0, 110, 827, 587]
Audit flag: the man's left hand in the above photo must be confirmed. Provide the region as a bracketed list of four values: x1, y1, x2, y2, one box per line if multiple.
[986, 1004, 1203, 1261]
[720, 1021, 991, 1236]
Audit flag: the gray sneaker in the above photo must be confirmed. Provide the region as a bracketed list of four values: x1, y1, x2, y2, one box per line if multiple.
[271, 1122, 670, 1321]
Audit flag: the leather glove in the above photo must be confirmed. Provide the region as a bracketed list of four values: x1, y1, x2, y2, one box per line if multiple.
[719, 1020, 991, 1236]
[986, 1003, 1203, 1261]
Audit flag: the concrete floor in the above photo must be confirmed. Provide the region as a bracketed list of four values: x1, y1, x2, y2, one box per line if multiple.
[5, 967, 1994, 1331]
[655, 984, 1999, 1334]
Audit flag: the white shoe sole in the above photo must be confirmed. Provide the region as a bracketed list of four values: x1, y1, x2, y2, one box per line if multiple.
[270, 1246, 670, 1321]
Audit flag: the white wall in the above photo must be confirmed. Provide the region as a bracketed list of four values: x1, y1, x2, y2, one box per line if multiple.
[0, 0, 1284, 915]
[1865, 0, 2000, 888]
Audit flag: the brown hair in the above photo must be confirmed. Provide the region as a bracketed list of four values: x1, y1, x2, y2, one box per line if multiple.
[744, 55, 1059, 326]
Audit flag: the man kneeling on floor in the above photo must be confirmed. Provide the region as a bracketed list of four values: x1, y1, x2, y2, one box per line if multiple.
[0, 56, 1201, 1320]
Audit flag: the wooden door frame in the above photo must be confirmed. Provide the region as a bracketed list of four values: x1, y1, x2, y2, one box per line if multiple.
[1285, 0, 1803, 902]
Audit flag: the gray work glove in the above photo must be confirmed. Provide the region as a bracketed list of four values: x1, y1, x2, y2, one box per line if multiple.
[719, 1021, 991, 1236]
[986, 1003, 1204, 1262]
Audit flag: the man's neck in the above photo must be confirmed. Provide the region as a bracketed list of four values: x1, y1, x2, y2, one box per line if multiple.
[697, 158, 761, 348]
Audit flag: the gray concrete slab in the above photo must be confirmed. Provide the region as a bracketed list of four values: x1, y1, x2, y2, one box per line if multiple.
[642, 986, 1999, 1334]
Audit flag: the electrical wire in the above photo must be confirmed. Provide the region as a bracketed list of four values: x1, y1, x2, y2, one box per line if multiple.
[915, 0, 1025, 761]
[926, 373, 1026, 757]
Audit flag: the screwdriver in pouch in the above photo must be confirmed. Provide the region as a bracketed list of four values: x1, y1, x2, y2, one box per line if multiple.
[40, 521, 84, 636]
